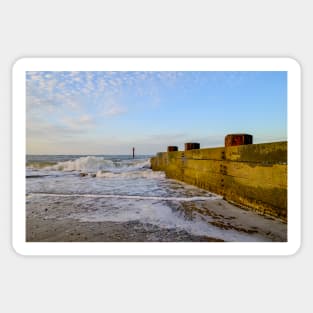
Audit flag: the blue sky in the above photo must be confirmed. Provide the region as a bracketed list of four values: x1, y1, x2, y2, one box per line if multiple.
[26, 71, 287, 155]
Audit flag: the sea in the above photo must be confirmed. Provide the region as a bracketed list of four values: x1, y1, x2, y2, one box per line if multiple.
[26, 154, 271, 242]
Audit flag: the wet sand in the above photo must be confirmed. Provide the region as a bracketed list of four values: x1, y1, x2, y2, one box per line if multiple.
[26, 197, 287, 242]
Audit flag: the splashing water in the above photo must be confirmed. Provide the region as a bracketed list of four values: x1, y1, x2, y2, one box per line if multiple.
[26, 155, 275, 242]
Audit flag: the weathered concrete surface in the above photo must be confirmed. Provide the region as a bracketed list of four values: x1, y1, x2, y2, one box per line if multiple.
[151, 141, 287, 221]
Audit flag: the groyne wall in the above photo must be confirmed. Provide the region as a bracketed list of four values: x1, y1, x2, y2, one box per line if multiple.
[151, 141, 287, 221]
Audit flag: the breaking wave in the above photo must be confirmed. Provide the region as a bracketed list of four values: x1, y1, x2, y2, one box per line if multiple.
[45, 156, 151, 173]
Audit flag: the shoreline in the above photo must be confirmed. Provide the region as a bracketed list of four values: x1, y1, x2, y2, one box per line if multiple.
[26, 197, 287, 242]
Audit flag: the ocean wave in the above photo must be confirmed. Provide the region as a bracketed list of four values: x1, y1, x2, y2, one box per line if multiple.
[44, 156, 151, 173]
[26, 161, 58, 169]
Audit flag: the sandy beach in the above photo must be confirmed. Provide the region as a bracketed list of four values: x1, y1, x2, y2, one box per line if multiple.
[26, 196, 287, 242]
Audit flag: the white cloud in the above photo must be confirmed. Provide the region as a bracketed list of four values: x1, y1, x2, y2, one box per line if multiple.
[103, 104, 127, 116]
[79, 114, 92, 123]
[61, 114, 94, 130]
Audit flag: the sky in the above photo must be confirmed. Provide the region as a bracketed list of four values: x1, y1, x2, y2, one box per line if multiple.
[26, 71, 287, 155]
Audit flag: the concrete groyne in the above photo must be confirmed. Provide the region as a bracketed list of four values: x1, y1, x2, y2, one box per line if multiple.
[151, 135, 287, 221]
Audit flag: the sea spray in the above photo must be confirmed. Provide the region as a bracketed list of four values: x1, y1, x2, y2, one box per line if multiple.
[26, 154, 276, 242]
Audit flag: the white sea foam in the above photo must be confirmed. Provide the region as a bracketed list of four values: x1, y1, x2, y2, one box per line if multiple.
[26, 155, 274, 242]
[48, 156, 151, 173]
[28, 192, 222, 201]
[95, 169, 165, 179]
[28, 192, 263, 241]
[50, 156, 114, 172]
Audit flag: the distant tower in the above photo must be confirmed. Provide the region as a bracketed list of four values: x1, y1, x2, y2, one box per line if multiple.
[132, 147, 135, 159]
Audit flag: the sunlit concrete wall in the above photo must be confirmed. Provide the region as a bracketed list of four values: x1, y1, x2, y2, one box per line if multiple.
[151, 141, 287, 221]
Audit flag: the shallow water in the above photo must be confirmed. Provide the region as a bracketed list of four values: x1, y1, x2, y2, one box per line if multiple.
[26, 155, 276, 242]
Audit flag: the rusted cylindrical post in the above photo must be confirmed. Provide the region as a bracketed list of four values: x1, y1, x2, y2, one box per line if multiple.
[225, 134, 253, 147]
[167, 146, 178, 152]
[184, 142, 200, 151]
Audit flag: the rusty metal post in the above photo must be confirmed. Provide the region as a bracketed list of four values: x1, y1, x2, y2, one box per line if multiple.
[167, 146, 178, 152]
[184, 142, 200, 151]
[225, 134, 253, 147]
